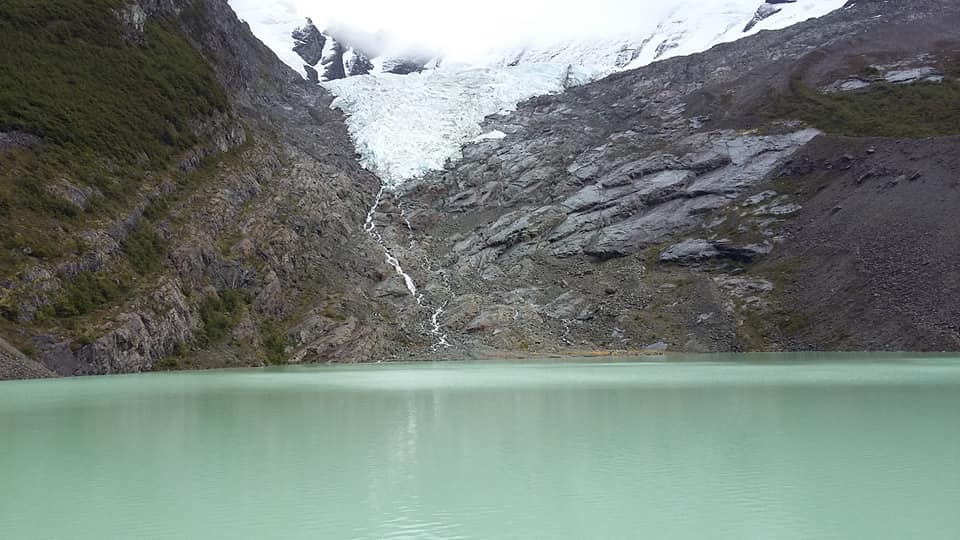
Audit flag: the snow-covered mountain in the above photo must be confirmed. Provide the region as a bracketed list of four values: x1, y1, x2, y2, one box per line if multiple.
[485, 0, 847, 71]
[235, 0, 845, 80]
[291, 19, 440, 82]
[230, 0, 846, 184]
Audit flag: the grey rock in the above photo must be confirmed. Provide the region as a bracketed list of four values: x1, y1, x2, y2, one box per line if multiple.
[484, 206, 566, 249]
[374, 276, 415, 299]
[114, 3, 147, 40]
[744, 4, 784, 32]
[743, 190, 778, 207]
[0, 131, 42, 151]
[539, 292, 595, 321]
[885, 67, 941, 84]
[755, 202, 802, 216]
[659, 239, 721, 263]
[464, 306, 516, 334]
[254, 271, 285, 316]
[660, 239, 773, 264]
[715, 275, 775, 292]
[382, 58, 430, 75]
[69, 280, 199, 375]
[291, 19, 326, 66]
[45, 180, 102, 211]
[644, 341, 669, 351]
[583, 196, 729, 259]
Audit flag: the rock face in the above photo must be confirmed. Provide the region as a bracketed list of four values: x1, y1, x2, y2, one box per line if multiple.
[292, 19, 326, 66]
[659, 239, 773, 265]
[744, 1, 800, 32]
[290, 19, 432, 82]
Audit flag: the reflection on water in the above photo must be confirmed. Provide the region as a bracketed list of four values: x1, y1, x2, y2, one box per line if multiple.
[2, 357, 960, 539]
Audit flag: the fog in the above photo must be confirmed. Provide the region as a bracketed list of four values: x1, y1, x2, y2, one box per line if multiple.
[229, 0, 685, 60]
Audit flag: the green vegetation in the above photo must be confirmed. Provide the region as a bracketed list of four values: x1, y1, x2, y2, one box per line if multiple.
[197, 290, 249, 345]
[766, 76, 960, 138]
[123, 223, 168, 275]
[54, 271, 130, 317]
[0, 0, 226, 165]
[736, 259, 812, 351]
[0, 0, 228, 273]
[259, 319, 288, 365]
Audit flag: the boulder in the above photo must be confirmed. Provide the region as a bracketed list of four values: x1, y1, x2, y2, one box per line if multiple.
[660, 239, 773, 264]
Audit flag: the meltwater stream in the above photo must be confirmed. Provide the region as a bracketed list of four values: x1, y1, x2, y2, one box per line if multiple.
[3, 356, 960, 539]
[363, 186, 450, 349]
[337, 65, 608, 351]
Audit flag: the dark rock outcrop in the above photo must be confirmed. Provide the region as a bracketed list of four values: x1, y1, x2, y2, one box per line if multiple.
[292, 18, 326, 66]
[290, 20, 429, 82]
[744, 2, 790, 33]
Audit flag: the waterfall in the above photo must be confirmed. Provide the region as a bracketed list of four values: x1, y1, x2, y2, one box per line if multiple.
[364, 186, 451, 350]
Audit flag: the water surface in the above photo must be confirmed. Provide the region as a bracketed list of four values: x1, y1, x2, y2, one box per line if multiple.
[2, 356, 960, 539]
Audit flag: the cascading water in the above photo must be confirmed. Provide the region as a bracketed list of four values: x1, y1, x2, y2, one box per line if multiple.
[364, 186, 451, 350]
[364, 186, 419, 298]
[325, 64, 605, 353]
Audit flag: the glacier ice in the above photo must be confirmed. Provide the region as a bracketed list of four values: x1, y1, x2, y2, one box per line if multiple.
[474, 130, 508, 142]
[323, 64, 607, 188]
[230, 0, 847, 187]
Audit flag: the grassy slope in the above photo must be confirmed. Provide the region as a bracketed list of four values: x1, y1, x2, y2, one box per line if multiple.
[767, 76, 960, 138]
[0, 0, 231, 326]
[0, 0, 227, 274]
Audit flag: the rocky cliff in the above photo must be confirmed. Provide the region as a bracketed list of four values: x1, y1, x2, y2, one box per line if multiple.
[290, 19, 436, 83]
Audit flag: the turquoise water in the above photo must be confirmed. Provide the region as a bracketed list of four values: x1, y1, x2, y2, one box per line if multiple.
[2, 356, 960, 539]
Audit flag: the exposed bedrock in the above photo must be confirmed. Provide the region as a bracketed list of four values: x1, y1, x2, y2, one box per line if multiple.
[382, 0, 960, 356]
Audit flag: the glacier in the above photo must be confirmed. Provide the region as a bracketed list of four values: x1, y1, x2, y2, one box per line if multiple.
[224, 0, 847, 348]
[229, 0, 847, 187]
[323, 64, 605, 187]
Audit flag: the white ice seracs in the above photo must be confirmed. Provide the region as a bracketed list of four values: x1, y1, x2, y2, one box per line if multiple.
[323, 64, 605, 187]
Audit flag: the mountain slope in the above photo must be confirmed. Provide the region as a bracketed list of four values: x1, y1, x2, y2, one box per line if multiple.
[237, 1, 846, 81]
[3, 0, 958, 379]
[0, 0, 419, 379]
[371, 0, 960, 356]
[261, 0, 847, 189]
[485, 0, 847, 71]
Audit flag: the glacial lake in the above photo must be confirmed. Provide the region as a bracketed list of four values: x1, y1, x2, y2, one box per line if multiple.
[2, 356, 960, 539]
